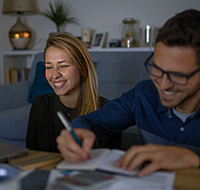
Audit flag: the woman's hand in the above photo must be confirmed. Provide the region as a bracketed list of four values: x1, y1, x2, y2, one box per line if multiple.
[56, 128, 96, 163]
[115, 143, 200, 177]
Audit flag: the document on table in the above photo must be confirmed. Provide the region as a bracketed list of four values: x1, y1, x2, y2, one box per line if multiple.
[45, 169, 175, 190]
[50, 148, 175, 190]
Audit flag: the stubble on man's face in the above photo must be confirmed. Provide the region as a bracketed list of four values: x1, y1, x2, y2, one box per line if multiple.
[152, 42, 200, 113]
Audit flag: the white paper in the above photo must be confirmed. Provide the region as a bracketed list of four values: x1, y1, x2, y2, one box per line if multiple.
[106, 171, 175, 190]
[45, 169, 175, 190]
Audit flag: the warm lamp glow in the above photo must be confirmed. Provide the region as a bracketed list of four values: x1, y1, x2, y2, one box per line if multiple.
[24, 33, 29, 38]
[11, 31, 31, 39]
[15, 34, 19, 39]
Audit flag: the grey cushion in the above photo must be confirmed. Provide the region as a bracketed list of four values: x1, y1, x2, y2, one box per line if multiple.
[0, 105, 32, 147]
[0, 81, 32, 112]
[28, 52, 44, 82]
[90, 51, 151, 100]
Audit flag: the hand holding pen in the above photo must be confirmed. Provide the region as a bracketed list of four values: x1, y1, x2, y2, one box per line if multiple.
[57, 111, 82, 146]
[56, 111, 95, 162]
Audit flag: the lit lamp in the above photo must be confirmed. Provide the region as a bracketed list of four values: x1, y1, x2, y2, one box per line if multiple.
[2, 0, 38, 50]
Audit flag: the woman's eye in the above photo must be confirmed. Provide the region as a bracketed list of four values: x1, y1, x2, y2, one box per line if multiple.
[60, 65, 70, 68]
[46, 66, 53, 69]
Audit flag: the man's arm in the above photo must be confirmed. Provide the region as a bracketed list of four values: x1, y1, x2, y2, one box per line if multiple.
[71, 89, 137, 140]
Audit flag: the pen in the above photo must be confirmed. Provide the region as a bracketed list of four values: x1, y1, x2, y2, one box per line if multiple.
[57, 111, 82, 147]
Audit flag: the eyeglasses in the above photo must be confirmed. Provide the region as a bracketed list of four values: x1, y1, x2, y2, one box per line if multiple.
[144, 53, 200, 85]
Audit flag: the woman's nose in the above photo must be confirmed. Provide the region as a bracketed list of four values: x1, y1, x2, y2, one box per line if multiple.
[52, 68, 61, 78]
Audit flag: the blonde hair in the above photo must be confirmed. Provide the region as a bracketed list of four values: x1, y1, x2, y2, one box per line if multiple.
[44, 33, 100, 119]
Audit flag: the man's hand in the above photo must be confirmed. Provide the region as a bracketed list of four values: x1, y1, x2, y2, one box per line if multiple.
[115, 143, 200, 177]
[56, 128, 95, 163]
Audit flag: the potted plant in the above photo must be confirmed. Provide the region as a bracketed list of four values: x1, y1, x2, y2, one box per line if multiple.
[41, 0, 79, 33]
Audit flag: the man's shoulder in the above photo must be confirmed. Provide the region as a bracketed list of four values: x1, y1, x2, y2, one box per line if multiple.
[124, 79, 159, 105]
[134, 79, 155, 90]
[125, 79, 156, 95]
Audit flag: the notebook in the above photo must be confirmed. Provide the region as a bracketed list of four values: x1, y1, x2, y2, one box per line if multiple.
[0, 141, 29, 162]
[56, 148, 140, 176]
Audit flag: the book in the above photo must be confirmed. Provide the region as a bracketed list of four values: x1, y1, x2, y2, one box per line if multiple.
[8, 67, 18, 83]
[7, 67, 30, 83]
[8, 152, 62, 171]
[56, 148, 140, 176]
[21, 68, 30, 81]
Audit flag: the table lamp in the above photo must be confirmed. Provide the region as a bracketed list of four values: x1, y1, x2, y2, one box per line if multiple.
[2, 0, 38, 50]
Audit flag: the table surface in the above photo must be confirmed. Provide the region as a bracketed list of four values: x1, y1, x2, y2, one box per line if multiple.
[8, 150, 200, 190]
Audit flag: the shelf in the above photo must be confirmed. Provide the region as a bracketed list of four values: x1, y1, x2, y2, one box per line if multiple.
[0, 50, 42, 84]
[2, 50, 42, 56]
[88, 47, 154, 52]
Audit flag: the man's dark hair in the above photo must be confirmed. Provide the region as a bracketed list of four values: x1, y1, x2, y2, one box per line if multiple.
[156, 9, 200, 64]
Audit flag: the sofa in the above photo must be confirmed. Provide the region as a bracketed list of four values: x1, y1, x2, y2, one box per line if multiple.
[0, 50, 151, 149]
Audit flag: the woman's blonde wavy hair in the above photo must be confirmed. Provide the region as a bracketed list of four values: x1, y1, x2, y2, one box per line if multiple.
[44, 33, 100, 120]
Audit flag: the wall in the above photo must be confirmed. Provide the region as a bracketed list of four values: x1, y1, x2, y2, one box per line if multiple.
[0, 0, 200, 51]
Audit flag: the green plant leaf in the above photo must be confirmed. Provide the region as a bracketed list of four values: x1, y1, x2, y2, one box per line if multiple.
[41, 0, 80, 32]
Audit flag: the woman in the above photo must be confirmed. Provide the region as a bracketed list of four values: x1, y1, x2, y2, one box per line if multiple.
[26, 33, 121, 152]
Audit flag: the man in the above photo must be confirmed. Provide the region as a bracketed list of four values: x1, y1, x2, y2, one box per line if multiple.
[57, 9, 200, 177]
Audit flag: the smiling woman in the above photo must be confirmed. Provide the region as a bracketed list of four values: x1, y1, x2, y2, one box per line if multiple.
[45, 46, 82, 107]
[26, 33, 121, 152]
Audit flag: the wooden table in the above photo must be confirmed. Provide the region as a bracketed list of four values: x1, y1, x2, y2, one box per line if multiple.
[8, 150, 63, 171]
[9, 150, 200, 190]
[174, 168, 200, 190]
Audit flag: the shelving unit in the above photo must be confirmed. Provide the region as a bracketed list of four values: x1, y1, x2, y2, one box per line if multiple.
[0, 50, 42, 84]
[0, 47, 153, 84]
[89, 47, 153, 52]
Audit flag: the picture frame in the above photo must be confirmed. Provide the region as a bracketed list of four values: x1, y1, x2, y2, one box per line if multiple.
[91, 32, 106, 49]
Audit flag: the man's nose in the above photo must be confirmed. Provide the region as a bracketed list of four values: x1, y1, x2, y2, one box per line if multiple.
[159, 73, 174, 90]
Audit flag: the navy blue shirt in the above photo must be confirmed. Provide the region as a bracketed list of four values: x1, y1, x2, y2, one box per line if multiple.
[71, 80, 200, 155]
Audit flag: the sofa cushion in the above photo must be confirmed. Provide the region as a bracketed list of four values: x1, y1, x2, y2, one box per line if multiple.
[28, 52, 44, 82]
[0, 105, 32, 147]
[0, 81, 32, 112]
[27, 61, 54, 103]
[90, 51, 151, 100]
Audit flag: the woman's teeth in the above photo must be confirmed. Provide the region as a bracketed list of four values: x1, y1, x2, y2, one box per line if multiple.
[55, 82, 64, 87]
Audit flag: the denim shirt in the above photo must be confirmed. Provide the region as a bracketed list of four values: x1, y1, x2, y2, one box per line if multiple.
[71, 80, 200, 156]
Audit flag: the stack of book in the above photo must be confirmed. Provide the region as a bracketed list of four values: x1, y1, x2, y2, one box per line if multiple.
[8, 67, 30, 83]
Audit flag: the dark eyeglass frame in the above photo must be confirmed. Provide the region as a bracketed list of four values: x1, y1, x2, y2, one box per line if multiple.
[144, 52, 200, 85]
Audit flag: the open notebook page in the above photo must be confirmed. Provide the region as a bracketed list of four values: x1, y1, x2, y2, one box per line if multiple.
[56, 149, 139, 176]
[97, 149, 139, 176]
[56, 148, 110, 170]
